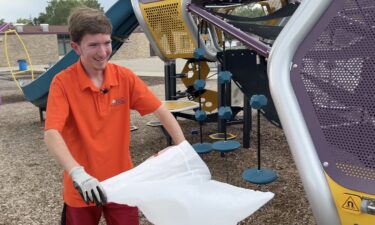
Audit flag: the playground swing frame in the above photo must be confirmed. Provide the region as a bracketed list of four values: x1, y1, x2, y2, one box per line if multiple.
[3, 29, 35, 90]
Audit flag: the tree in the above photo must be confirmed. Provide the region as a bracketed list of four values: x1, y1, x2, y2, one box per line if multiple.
[36, 0, 103, 25]
[16, 18, 34, 25]
[231, 3, 267, 19]
[0, 18, 5, 25]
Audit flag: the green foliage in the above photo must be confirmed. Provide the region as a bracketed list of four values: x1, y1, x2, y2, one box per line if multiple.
[224, 3, 267, 43]
[231, 3, 266, 18]
[16, 18, 34, 25]
[0, 18, 5, 25]
[36, 0, 103, 25]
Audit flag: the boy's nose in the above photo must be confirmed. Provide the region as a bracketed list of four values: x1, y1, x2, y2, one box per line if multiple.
[98, 45, 109, 56]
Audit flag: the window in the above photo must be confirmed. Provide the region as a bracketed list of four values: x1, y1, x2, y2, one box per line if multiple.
[57, 34, 71, 56]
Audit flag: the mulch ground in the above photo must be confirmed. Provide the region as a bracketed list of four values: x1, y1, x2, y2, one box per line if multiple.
[0, 75, 316, 225]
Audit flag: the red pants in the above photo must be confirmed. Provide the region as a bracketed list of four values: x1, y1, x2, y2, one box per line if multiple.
[62, 203, 139, 225]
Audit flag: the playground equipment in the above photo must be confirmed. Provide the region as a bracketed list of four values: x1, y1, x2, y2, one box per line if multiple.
[147, 100, 199, 145]
[0, 23, 11, 32]
[191, 45, 214, 153]
[2, 29, 35, 90]
[242, 94, 278, 184]
[162, 100, 199, 112]
[268, 0, 375, 224]
[211, 40, 241, 158]
[16, 0, 374, 224]
[131, 0, 217, 61]
[131, 0, 294, 148]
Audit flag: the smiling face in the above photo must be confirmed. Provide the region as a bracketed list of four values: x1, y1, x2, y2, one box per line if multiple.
[71, 33, 112, 76]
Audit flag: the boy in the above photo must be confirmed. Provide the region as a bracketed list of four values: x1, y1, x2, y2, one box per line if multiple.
[44, 6, 185, 225]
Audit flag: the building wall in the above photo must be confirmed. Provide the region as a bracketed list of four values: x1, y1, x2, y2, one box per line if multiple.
[0, 34, 59, 68]
[0, 32, 151, 68]
[111, 32, 150, 60]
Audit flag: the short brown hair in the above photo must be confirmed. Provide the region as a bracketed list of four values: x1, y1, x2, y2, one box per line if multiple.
[68, 6, 112, 43]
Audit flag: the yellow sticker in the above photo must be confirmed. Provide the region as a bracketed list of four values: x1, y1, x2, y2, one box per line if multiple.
[341, 195, 361, 214]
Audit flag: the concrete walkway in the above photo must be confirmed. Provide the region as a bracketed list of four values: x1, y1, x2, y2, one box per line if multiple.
[0, 57, 217, 78]
[111, 57, 188, 77]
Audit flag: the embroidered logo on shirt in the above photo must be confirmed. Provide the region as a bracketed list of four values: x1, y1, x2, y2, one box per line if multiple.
[111, 97, 125, 106]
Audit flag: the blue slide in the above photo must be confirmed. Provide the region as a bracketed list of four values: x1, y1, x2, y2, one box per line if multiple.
[21, 0, 139, 109]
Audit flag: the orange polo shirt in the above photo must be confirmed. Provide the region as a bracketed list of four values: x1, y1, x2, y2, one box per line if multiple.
[45, 61, 161, 207]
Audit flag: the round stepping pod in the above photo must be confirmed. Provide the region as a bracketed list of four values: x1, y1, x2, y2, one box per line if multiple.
[193, 48, 205, 60]
[218, 106, 232, 120]
[218, 71, 232, 84]
[250, 95, 268, 110]
[193, 79, 206, 91]
[212, 140, 241, 153]
[242, 168, 278, 184]
[195, 109, 207, 122]
[193, 142, 213, 154]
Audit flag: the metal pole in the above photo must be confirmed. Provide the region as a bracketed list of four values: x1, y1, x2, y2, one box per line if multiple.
[187, 3, 271, 58]
[243, 94, 251, 148]
[164, 60, 176, 100]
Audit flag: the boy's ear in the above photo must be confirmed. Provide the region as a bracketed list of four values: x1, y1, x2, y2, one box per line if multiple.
[70, 41, 81, 55]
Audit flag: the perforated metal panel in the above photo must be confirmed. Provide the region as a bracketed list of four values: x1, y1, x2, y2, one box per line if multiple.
[139, 0, 195, 59]
[291, 0, 375, 194]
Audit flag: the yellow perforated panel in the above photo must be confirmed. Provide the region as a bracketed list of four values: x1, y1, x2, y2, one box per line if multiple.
[140, 0, 195, 59]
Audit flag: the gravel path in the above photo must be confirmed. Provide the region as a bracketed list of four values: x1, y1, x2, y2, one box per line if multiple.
[0, 75, 316, 225]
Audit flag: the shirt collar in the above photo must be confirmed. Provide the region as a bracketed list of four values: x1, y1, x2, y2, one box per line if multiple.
[76, 60, 119, 92]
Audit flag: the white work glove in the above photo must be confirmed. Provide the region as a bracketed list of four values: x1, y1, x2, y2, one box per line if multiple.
[69, 166, 107, 206]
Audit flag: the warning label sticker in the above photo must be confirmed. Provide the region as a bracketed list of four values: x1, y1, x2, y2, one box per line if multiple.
[341, 195, 360, 214]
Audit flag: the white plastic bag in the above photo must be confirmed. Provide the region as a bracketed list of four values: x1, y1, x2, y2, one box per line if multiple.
[101, 141, 274, 225]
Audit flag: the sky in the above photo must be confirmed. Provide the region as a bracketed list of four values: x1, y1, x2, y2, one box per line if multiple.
[0, 0, 118, 23]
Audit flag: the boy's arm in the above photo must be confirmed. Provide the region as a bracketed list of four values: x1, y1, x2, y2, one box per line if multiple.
[153, 104, 186, 145]
[44, 129, 79, 172]
[44, 129, 107, 206]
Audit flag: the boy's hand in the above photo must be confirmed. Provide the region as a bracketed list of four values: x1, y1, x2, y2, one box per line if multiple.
[69, 166, 107, 206]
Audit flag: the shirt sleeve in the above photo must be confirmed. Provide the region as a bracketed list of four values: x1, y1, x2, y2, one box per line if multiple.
[128, 70, 162, 116]
[44, 76, 70, 132]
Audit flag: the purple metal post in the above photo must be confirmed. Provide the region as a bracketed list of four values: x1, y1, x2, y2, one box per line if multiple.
[187, 3, 271, 58]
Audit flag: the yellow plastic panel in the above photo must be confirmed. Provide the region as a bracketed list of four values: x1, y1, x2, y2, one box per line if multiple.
[139, 0, 195, 59]
[326, 174, 375, 225]
[181, 61, 210, 87]
[193, 89, 217, 113]
[162, 100, 199, 112]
